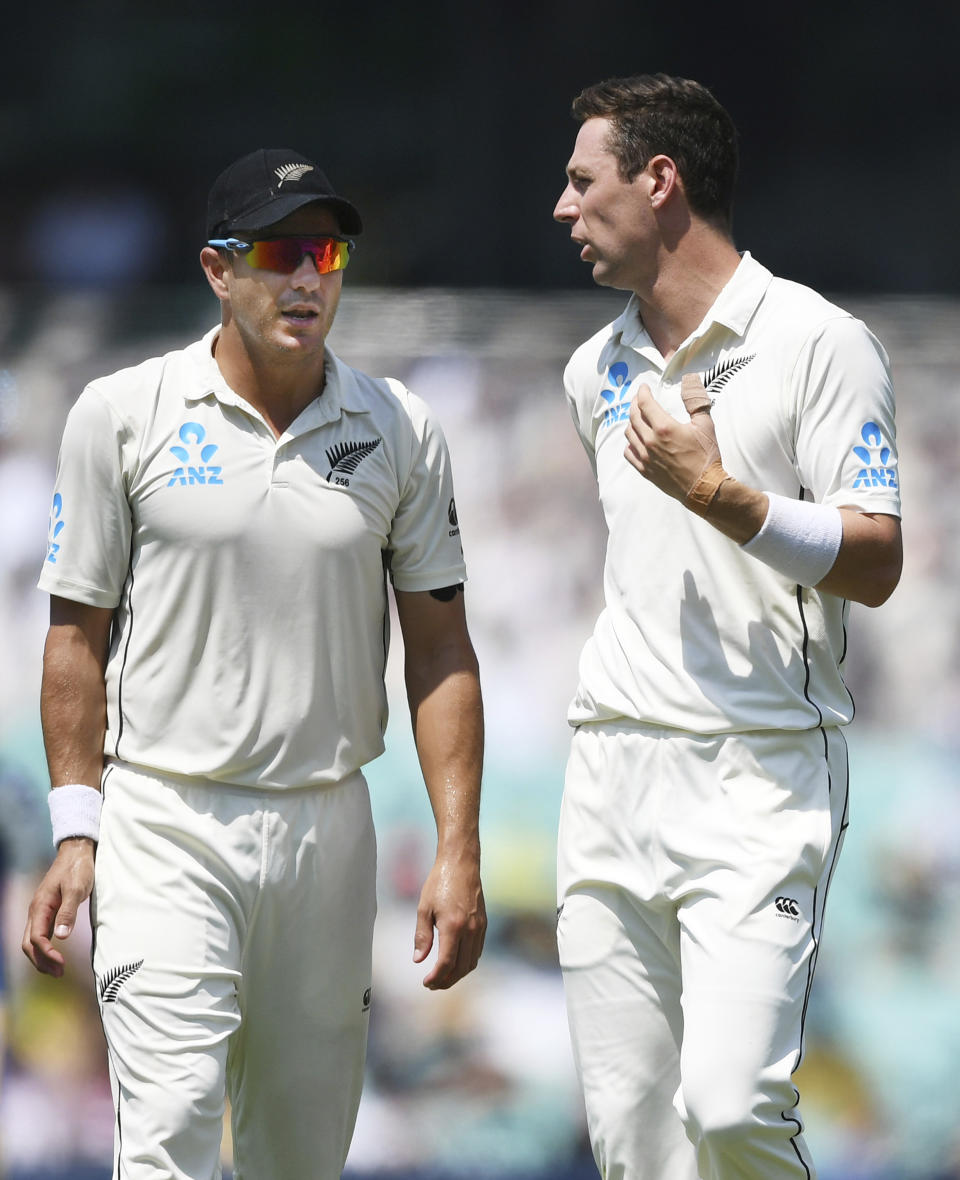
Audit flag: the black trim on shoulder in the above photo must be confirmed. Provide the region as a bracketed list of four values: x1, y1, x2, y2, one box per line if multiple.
[429, 584, 465, 603]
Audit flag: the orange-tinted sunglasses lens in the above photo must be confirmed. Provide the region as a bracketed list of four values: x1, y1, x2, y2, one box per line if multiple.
[244, 236, 352, 274]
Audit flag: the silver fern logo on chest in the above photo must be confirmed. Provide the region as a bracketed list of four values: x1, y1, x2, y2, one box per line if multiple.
[325, 438, 382, 486]
[701, 354, 756, 396]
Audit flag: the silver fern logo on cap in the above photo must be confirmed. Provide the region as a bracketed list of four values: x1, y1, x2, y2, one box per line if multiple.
[274, 163, 314, 187]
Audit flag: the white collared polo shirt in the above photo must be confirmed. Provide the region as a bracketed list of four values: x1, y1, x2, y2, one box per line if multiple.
[39, 328, 467, 788]
[564, 252, 901, 735]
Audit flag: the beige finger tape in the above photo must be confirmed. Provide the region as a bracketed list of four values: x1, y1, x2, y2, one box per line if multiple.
[680, 372, 713, 416]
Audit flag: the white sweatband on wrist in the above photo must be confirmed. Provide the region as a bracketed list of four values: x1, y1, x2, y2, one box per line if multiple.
[48, 783, 102, 847]
[741, 493, 843, 587]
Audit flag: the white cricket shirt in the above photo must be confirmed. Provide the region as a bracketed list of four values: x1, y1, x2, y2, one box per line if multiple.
[39, 328, 467, 788]
[565, 253, 901, 734]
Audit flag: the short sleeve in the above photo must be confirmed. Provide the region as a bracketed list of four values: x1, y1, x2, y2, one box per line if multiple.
[792, 316, 901, 516]
[37, 386, 133, 607]
[386, 387, 467, 593]
[563, 354, 600, 475]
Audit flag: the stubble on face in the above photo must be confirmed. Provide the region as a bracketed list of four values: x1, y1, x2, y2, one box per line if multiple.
[558, 118, 654, 293]
[221, 206, 345, 366]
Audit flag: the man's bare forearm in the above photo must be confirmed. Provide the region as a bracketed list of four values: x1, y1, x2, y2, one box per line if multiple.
[409, 661, 483, 853]
[41, 597, 113, 788]
[395, 587, 486, 988]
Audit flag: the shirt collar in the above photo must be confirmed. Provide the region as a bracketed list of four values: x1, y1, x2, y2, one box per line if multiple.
[700, 251, 772, 336]
[183, 327, 369, 427]
[613, 251, 774, 356]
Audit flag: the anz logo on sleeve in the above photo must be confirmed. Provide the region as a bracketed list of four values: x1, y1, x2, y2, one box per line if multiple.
[167, 422, 223, 487]
[45, 493, 65, 563]
[851, 421, 898, 490]
[599, 362, 633, 429]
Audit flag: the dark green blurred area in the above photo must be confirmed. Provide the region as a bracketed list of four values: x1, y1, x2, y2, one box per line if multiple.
[2, 1, 959, 291]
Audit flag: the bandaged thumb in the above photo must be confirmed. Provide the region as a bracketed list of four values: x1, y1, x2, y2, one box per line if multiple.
[681, 373, 713, 416]
[680, 374, 729, 514]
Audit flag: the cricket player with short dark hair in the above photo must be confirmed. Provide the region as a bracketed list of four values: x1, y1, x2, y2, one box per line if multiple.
[553, 74, 902, 1179]
[23, 147, 486, 1180]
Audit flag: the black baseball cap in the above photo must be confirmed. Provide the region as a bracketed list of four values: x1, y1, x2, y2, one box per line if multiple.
[206, 148, 363, 238]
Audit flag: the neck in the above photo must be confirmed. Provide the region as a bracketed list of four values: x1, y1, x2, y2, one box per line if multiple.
[633, 225, 742, 361]
[213, 325, 327, 437]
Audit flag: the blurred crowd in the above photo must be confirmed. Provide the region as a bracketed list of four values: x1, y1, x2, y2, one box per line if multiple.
[0, 285, 958, 1179]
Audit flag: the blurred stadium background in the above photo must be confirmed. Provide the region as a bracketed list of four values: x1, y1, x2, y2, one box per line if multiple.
[2, 4, 960, 1178]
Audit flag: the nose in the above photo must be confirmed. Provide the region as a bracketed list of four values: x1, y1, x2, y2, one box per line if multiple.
[289, 252, 323, 289]
[553, 184, 578, 223]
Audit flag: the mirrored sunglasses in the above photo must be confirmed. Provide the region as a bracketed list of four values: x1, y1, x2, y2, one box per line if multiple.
[208, 235, 355, 274]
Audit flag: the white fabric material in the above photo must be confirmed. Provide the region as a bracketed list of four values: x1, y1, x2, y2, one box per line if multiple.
[557, 721, 850, 1180]
[563, 251, 901, 734]
[93, 760, 377, 1180]
[38, 329, 467, 788]
[48, 782, 102, 846]
[742, 492, 843, 587]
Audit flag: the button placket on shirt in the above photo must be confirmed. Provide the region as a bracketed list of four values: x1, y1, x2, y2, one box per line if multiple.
[270, 420, 310, 491]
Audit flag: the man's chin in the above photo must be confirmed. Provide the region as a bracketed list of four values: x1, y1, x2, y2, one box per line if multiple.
[590, 262, 629, 292]
[276, 320, 328, 351]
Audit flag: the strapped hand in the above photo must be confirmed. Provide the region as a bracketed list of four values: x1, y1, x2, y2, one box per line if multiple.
[624, 373, 730, 515]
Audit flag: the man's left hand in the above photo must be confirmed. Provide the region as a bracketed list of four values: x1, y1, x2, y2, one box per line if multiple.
[413, 850, 486, 990]
[624, 374, 729, 513]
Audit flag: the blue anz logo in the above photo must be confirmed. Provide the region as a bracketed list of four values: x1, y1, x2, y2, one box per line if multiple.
[599, 362, 633, 430]
[167, 422, 224, 487]
[851, 421, 898, 490]
[45, 493, 64, 564]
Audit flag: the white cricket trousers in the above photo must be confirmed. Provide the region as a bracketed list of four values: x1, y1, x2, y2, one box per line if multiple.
[557, 722, 849, 1180]
[92, 759, 378, 1180]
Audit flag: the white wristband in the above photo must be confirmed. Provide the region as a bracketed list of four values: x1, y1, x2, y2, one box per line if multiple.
[741, 493, 843, 587]
[49, 783, 102, 847]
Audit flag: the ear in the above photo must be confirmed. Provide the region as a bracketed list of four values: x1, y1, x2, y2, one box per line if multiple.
[647, 154, 680, 211]
[200, 246, 231, 302]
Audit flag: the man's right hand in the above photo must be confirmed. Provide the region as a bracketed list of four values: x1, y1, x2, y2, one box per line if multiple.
[22, 838, 96, 977]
